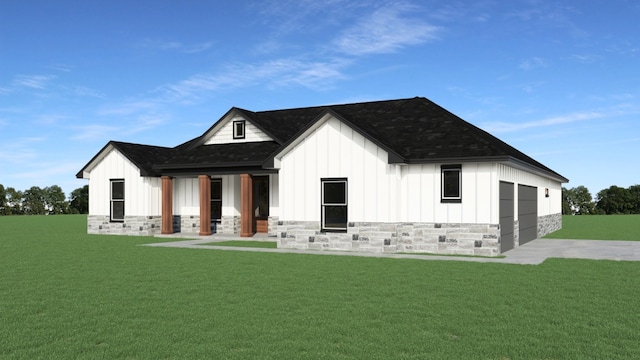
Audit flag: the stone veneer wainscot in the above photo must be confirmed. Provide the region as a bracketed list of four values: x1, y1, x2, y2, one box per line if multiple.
[277, 221, 502, 256]
[88, 215, 162, 236]
[277, 213, 562, 256]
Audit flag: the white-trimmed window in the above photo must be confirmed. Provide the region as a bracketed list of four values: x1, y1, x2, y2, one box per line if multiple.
[233, 120, 245, 139]
[321, 178, 347, 232]
[441, 165, 462, 203]
[110, 179, 125, 222]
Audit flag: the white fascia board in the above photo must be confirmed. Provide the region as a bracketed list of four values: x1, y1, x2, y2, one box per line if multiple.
[80, 143, 115, 179]
[502, 157, 568, 184]
[201, 110, 239, 143]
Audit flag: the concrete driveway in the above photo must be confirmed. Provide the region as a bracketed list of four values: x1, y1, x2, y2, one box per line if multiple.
[499, 239, 640, 264]
[144, 236, 640, 265]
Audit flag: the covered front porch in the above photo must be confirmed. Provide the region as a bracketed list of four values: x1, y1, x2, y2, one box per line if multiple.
[159, 173, 278, 237]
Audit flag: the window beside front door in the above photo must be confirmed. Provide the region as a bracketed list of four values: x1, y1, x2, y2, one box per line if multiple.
[211, 179, 222, 220]
[110, 179, 124, 222]
[321, 178, 347, 232]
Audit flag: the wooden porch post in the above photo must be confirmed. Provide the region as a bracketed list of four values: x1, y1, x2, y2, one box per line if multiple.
[199, 175, 212, 236]
[161, 176, 173, 234]
[240, 174, 254, 237]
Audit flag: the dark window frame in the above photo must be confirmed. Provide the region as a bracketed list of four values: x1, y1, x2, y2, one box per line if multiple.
[233, 120, 246, 139]
[211, 178, 222, 221]
[321, 178, 348, 232]
[441, 165, 462, 203]
[110, 179, 125, 222]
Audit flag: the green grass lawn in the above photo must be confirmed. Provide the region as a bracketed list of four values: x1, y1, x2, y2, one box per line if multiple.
[546, 215, 640, 240]
[1, 215, 640, 359]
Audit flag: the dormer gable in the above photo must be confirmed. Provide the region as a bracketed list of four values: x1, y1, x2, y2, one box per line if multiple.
[198, 109, 274, 146]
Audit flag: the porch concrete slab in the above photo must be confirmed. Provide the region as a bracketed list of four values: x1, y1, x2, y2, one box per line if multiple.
[142, 235, 640, 265]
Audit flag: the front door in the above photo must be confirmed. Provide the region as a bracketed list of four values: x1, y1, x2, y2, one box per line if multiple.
[253, 176, 269, 233]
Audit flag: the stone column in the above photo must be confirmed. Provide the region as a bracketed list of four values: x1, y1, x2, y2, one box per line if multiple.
[161, 176, 173, 234]
[199, 175, 211, 236]
[240, 174, 254, 237]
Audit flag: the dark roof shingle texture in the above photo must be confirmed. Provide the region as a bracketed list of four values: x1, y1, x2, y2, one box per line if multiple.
[77, 97, 566, 181]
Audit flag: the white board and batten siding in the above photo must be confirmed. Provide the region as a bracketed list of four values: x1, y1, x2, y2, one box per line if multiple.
[399, 162, 497, 224]
[173, 175, 239, 216]
[87, 148, 161, 216]
[278, 116, 502, 225]
[279, 116, 396, 223]
[498, 164, 562, 218]
[205, 116, 273, 144]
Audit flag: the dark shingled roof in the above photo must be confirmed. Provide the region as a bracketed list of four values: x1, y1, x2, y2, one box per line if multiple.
[77, 97, 567, 182]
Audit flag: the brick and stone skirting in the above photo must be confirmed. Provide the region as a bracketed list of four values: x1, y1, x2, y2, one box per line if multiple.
[276, 221, 501, 256]
[88, 215, 161, 236]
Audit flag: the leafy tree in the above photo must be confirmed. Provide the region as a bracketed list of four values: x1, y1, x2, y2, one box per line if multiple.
[572, 186, 595, 215]
[44, 185, 67, 214]
[562, 186, 595, 215]
[22, 186, 46, 215]
[69, 185, 89, 214]
[562, 187, 574, 215]
[596, 185, 632, 214]
[0, 184, 6, 215]
[5, 187, 23, 215]
[628, 185, 640, 214]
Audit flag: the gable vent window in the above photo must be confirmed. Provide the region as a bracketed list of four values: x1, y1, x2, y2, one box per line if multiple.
[321, 178, 347, 232]
[233, 120, 246, 139]
[110, 179, 125, 222]
[441, 165, 462, 203]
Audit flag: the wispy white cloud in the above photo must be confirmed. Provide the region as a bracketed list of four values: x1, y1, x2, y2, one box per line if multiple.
[519, 57, 548, 71]
[47, 64, 74, 72]
[35, 114, 69, 125]
[482, 111, 604, 134]
[333, 4, 440, 55]
[68, 85, 105, 98]
[0, 138, 40, 162]
[71, 112, 168, 141]
[569, 54, 601, 63]
[99, 101, 159, 116]
[157, 57, 350, 104]
[12, 161, 84, 180]
[71, 124, 120, 141]
[137, 39, 214, 54]
[126, 114, 168, 135]
[13, 74, 56, 89]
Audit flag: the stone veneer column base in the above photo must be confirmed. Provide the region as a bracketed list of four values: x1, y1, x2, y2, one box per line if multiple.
[179, 215, 201, 234]
[268, 216, 279, 237]
[87, 215, 162, 236]
[220, 216, 240, 234]
[276, 221, 501, 256]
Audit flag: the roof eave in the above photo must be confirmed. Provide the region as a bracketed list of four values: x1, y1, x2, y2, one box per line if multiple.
[399, 156, 568, 183]
[154, 160, 265, 171]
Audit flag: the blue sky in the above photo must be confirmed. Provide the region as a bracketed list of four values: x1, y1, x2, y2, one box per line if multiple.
[1, 0, 638, 198]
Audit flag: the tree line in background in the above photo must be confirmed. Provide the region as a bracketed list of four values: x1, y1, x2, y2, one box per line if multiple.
[1, 183, 638, 216]
[0, 184, 88, 215]
[563, 185, 640, 215]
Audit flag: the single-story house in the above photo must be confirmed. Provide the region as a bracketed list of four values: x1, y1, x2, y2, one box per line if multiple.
[77, 97, 568, 256]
